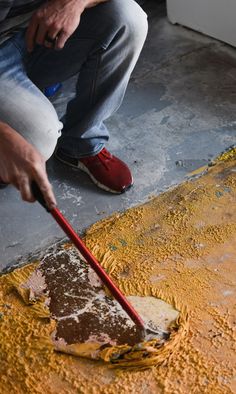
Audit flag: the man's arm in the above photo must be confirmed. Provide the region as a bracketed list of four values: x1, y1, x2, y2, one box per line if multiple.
[1, 0, 107, 206]
[0, 122, 56, 209]
[26, 0, 108, 52]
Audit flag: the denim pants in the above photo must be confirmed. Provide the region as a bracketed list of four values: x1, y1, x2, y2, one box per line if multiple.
[0, 0, 148, 160]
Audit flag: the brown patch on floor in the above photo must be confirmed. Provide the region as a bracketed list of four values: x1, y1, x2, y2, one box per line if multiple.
[35, 248, 145, 346]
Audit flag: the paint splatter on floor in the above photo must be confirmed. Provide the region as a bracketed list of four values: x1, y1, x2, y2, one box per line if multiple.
[0, 151, 235, 393]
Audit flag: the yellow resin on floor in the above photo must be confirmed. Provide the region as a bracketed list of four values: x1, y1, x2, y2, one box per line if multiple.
[0, 150, 236, 393]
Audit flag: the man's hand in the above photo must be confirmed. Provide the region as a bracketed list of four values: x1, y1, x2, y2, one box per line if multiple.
[0, 122, 56, 210]
[26, 0, 108, 52]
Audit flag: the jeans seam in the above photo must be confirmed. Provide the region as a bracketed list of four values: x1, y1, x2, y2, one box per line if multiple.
[89, 48, 103, 107]
[12, 40, 24, 56]
[11, 29, 27, 57]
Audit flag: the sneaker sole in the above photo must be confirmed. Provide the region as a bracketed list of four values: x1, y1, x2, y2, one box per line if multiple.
[55, 151, 133, 194]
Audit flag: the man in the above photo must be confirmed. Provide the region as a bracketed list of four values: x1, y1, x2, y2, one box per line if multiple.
[0, 0, 148, 209]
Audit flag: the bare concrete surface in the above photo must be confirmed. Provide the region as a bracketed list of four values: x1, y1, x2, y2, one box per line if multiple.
[1, 0, 236, 271]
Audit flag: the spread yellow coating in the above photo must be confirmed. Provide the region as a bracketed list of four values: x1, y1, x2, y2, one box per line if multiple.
[0, 149, 236, 393]
[214, 146, 236, 162]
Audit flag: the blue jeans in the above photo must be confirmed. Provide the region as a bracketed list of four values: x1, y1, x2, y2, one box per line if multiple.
[0, 0, 148, 160]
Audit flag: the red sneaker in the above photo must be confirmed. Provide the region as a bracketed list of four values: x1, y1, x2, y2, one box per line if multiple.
[55, 147, 133, 194]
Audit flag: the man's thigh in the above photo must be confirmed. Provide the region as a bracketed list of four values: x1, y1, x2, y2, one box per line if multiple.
[26, 0, 146, 87]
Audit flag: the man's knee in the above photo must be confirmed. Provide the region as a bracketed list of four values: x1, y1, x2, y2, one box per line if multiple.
[1, 107, 61, 161]
[86, 0, 148, 53]
[108, 0, 148, 51]
[0, 81, 62, 161]
[28, 109, 62, 161]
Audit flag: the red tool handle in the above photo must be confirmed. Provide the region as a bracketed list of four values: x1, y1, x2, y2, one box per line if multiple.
[50, 207, 145, 330]
[31, 181, 145, 329]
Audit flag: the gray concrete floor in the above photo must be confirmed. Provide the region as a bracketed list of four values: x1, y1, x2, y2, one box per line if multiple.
[1, 0, 236, 271]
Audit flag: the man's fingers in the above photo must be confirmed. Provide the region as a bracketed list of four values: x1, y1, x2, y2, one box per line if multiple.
[26, 16, 39, 52]
[34, 171, 57, 210]
[35, 23, 48, 46]
[56, 31, 70, 50]
[19, 179, 36, 203]
[27, 21, 62, 50]
[47, 25, 60, 40]
[44, 26, 61, 48]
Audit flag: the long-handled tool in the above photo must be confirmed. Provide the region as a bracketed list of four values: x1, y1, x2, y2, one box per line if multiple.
[31, 182, 146, 333]
[32, 182, 168, 340]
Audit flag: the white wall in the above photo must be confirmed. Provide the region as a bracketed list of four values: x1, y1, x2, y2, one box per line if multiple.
[167, 0, 236, 47]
